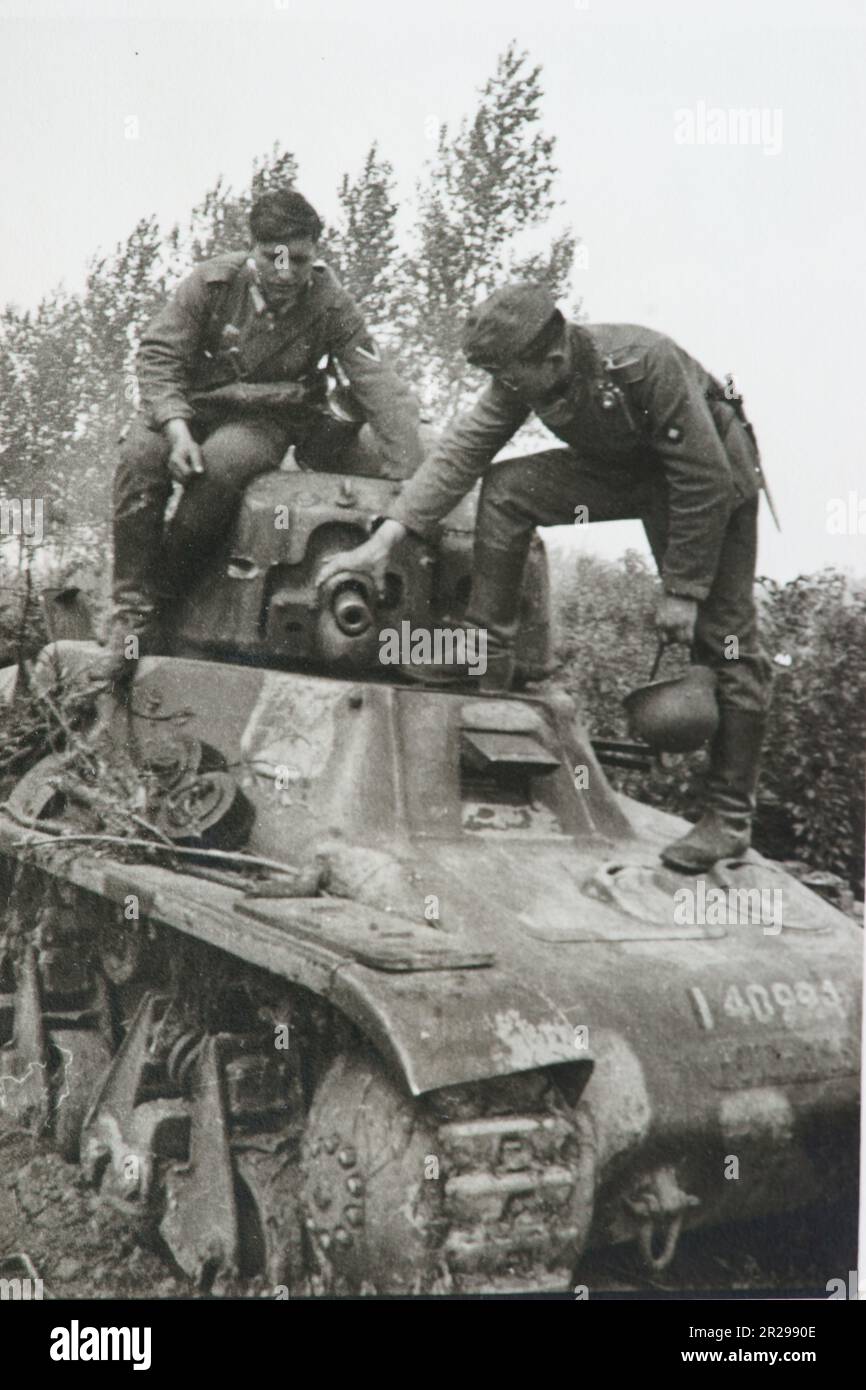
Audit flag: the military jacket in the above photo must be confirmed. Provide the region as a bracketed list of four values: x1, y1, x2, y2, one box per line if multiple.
[389, 323, 764, 601]
[136, 251, 423, 475]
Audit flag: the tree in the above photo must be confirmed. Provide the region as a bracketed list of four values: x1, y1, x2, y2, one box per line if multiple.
[182, 144, 299, 264]
[402, 41, 577, 412]
[1, 50, 579, 605]
[757, 570, 866, 891]
[323, 143, 402, 335]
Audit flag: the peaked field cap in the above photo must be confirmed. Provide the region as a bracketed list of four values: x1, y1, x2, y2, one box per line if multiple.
[462, 283, 561, 370]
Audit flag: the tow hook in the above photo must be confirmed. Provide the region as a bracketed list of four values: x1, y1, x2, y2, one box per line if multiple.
[624, 1166, 700, 1272]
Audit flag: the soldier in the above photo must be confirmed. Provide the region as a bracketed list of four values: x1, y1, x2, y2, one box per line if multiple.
[109, 187, 422, 681]
[319, 283, 773, 872]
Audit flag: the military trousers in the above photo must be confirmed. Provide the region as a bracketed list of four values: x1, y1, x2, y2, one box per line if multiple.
[464, 448, 773, 715]
[112, 412, 384, 641]
[112, 415, 297, 635]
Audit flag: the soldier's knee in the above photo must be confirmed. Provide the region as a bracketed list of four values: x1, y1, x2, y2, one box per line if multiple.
[202, 422, 287, 487]
[478, 459, 541, 532]
[480, 457, 523, 502]
[118, 420, 169, 475]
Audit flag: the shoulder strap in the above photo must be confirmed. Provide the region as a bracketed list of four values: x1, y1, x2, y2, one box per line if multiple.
[604, 352, 646, 387]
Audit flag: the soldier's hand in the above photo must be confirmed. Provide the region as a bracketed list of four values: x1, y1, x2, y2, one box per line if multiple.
[164, 419, 205, 482]
[655, 593, 698, 646]
[317, 520, 407, 600]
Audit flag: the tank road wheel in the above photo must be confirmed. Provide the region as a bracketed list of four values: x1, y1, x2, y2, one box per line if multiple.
[300, 1050, 597, 1295]
[50, 1029, 113, 1162]
[300, 1050, 443, 1295]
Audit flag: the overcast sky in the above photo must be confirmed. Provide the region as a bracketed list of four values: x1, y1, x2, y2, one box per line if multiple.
[1, 0, 864, 581]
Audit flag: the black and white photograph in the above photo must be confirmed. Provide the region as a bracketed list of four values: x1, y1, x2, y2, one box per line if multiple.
[0, 0, 863, 1341]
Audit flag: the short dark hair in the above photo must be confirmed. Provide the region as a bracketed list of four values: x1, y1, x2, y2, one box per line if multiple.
[249, 189, 323, 244]
[518, 308, 566, 363]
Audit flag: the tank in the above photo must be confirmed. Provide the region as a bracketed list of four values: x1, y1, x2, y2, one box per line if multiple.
[0, 439, 861, 1296]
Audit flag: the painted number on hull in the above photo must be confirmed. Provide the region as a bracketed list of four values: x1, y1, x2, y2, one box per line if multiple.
[689, 979, 845, 1031]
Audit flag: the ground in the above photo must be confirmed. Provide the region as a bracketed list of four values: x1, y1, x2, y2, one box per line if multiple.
[0, 1127, 856, 1300]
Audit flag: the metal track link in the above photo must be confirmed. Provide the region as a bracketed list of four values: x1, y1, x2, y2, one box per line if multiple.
[434, 1100, 592, 1293]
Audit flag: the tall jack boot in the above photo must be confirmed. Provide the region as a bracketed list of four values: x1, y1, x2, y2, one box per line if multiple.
[462, 536, 533, 692]
[398, 537, 530, 691]
[101, 505, 167, 688]
[661, 708, 768, 872]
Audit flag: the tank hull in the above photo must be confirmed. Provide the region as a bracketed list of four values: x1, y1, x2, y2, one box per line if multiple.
[0, 645, 860, 1291]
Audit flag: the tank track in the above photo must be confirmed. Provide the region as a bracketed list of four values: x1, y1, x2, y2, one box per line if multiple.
[301, 1062, 595, 1295]
[433, 1101, 594, 1293]
[1, 861, 595, 1295]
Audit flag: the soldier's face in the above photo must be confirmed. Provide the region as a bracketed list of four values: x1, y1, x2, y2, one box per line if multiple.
[495, 346, 570, 401]
[252, 237, 317, 302]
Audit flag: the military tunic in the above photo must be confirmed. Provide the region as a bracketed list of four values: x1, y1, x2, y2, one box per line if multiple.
[388, 322, 771, 712]
[112, 252, 422, 642]
[136, 250, 422, 475]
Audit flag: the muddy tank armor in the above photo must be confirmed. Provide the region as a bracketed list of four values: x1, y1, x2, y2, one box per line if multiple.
[0, 447, 860, 1295]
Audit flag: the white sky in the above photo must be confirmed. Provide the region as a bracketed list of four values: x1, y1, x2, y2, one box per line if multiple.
[1, 0, 864, 581]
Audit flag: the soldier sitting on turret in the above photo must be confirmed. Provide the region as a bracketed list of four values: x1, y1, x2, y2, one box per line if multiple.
[107, 188, 422, 684]
[319, 283, 774, 873]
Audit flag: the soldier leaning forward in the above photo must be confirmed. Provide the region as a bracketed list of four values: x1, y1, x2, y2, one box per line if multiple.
[109, 188, 423, 678]
[320, 283, 774, 873]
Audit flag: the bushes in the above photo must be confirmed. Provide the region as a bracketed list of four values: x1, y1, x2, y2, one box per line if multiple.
[757, 571, 865, 892]
[549, 548, 865, 894]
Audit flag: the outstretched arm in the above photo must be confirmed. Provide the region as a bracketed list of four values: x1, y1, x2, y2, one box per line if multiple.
[317, 380, 528, 589]
[386, 381, 530, 537]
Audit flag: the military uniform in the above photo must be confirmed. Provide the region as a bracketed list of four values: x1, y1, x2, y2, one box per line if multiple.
[383, 286, 773, 871]
[388, 320, 772, 717]
[113, 251, 422, 650]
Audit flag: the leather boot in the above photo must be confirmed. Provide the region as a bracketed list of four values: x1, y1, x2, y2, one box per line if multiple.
[661, 708, 767, 872]
[396, 538, 528, 691]
[395, 623, 514, 690]
[100, 504, 167, 688]
[462, 536, 532, 692]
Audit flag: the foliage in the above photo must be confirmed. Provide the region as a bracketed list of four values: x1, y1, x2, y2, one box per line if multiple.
[756, 570, 866, 890]
[1, 41, 861, 891]
[0, 44, 572, 579]
[183, 146, 300, 265]
[401, 41, 576, 412]
[550, 548, 866, 893]
[323, 143, 403, 334]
